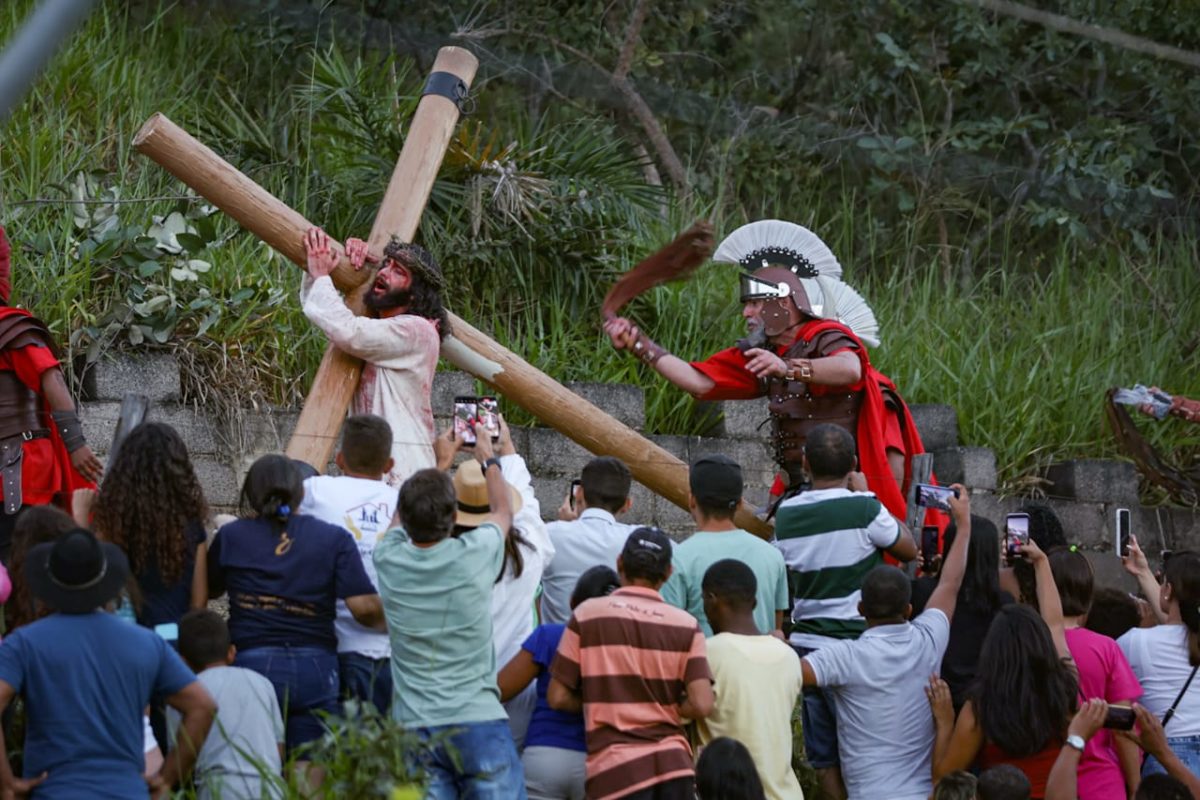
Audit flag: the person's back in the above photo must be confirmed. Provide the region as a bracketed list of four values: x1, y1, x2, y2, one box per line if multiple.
[697, 560, 803, 800]
[172, 610, 284, 800]
[0, 611, 196, 797]
[541, 456, 637, 624]
[662, 455, 787, 636]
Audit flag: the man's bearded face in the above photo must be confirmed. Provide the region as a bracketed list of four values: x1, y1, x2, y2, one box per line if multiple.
[365, 258, 414, 312]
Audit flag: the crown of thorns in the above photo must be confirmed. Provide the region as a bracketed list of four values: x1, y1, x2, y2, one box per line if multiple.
[383, 238, 444, 288]
[738, 246, 818, 278]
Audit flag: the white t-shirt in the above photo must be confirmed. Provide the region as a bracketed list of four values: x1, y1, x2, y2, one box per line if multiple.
[1118, 624, 1200, 737]
[300, 474, 396, 659]
[806, 609, 951, 800]
[540, 509, 639, 625]
[697, 633, 804, 800]
[300, 274, 439, 488]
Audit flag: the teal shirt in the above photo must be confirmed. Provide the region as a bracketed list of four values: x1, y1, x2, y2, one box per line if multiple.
[661, 529, 790, 637]
[373, 523, 506, 727]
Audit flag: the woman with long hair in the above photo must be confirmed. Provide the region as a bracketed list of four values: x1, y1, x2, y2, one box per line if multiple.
[208, 454, 383, 763]
[931, 540, 1078, 798]
[912, 515, 1013, 709]
[91, 422, 208, 627]
[1118, 547, 1200, 777]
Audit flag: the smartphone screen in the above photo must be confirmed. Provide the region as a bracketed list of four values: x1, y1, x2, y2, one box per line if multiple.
[1116, 508, 1131, 558]
[453, 396, 478, 446]
[1005, 513, 1031, 561]
[921, 525, 939, 566]
[916, 483, 957, 512]
[154, 622, 179, 642]
[569, 478, 582, 511]
[478, 396, 500, 442]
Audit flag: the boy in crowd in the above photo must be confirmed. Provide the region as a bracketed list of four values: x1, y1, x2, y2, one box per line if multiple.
[541, 456, 639, 624]
[773, 423, 917, 798]
[662, 454, 788, 636]
[298, 413, 396, 714]
[172, 610, 285, 800]
[0, 528, 214, 798]
[549, 527, 713, 800]
[799, 483, 970, 800]
[374, 425, 525, 796]
[698, 559, 804, 800]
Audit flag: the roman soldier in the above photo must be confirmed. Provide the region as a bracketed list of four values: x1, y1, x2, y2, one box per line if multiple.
[604, 219, 927, 522]
[0, 225, 101, 561]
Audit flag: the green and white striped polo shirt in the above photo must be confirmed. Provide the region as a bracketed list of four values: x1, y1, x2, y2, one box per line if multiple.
[773, 487, 902, 649]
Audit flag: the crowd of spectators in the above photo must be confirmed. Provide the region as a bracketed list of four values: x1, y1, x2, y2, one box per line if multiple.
[0, 414, 1196, 800]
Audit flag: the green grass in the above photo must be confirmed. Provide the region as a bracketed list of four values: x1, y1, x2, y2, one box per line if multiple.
[2, 1, 1198, 496]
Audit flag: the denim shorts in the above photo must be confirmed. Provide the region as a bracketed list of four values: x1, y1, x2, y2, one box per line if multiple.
[416, 718, 527, 799]
[338, 652, 392, 717]
[1143, 734, 1200, 779]
[236, 645, 338, 755]
[794, 644, 840, 768]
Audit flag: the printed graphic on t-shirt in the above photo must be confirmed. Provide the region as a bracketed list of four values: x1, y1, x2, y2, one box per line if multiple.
[342, 501, 391, 542]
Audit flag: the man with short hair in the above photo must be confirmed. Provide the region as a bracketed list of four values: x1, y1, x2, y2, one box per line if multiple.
[373, 425, 525, 796]
[773, 422, 918, 798]
[662, 454, 789, 636]
[172, 609, 284, 800]
[798, 484, 971, 800]
[549, 527, 714, 800]
[301, 227, 452, 488]
[698, 559, 804, 800]
[299, 413, 397, 714]
[540, 456, 639, 625]
[0, 528, 216, 799]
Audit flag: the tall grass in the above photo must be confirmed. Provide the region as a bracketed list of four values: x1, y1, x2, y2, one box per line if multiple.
[2, 1, 1198, 494]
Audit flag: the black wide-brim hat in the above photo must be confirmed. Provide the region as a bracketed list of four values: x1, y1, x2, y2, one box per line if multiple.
[26, 528, 130, 615]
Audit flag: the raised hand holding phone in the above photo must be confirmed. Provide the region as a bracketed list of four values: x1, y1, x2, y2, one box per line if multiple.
[453, 396, 478, 446]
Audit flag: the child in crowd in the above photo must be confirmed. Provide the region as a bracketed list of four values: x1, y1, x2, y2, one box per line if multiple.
[171, 609, 284, 800]
[497, 565, 620, 800]
[695, 737, 766, 800]
[5, 506, 73, 631]
[933, 771, 978, 800]
[697, 559, 803, 800]
[976, 765, 1032, 800]
[298, 414, 397, 715]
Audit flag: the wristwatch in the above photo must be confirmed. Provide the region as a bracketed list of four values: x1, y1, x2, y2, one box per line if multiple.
[482, 457, 503, 472]
[1065, 734, 1086, 752]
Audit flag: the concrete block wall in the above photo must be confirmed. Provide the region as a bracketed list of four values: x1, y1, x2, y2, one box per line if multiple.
[77, 355, 1200, 594]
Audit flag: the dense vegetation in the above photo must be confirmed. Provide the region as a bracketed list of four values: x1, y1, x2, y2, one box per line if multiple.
[1, 0, 1198, 495]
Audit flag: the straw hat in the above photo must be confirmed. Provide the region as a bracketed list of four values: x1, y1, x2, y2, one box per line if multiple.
[453, 459, 523, 527]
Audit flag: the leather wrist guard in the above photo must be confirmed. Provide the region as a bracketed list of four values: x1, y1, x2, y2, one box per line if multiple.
[631, 332, 669, 366]
[51, 409, 87, 452]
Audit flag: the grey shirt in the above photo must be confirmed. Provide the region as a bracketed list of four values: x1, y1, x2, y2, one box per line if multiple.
[167, 666, 283, 800]
[540, 508, 638, 624]
[805, 609, 951, 800]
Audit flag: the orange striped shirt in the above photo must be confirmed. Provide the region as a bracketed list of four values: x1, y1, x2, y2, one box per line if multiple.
[551, 586, 711, 800]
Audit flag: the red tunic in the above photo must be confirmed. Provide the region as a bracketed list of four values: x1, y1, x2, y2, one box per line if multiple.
[0, 308, 93, 508]
[690, 319, 926, 525]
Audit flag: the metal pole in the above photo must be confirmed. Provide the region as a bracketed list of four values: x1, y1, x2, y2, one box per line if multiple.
[0, 0, 98, 124]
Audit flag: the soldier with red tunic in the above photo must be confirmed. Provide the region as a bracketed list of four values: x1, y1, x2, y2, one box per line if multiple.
[0, 225, 101, 561]
[604, 220, 928, 523]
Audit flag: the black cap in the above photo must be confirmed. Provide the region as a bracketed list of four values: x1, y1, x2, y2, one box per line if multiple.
[689, 454, 743, 509]
[621, 527, 673, 575]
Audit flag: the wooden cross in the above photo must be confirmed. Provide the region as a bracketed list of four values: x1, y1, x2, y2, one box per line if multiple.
[132, 46, 769, 537]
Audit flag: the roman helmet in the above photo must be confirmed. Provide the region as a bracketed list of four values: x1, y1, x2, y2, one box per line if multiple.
[713, 220, 880, 346]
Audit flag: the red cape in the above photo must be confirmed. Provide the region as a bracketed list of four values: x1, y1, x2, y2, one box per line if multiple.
[0, 305, 96, 510]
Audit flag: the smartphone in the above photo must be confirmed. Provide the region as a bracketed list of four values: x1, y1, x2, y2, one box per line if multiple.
[1115, 507, 1131, 558]
[478, 396, 500, 442]
[915, 483, 958, 512]
[1103, 705, 1136, 730]
[921, 525, 940, 568]
[154, 622, 179, 642]
[1005, 513, 1031, 562]
[453, 396, 478, 446]
[569, 478, 582, 511]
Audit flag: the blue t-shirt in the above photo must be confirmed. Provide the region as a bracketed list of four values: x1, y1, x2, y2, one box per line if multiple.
[210, 514, 376, 651]
[0, 612, 196, 799]
[522, 623, 586, 752]
[137, 519, 207, 629]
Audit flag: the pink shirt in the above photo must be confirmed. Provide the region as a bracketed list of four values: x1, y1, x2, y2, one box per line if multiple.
[1065, 627, 1142, 799]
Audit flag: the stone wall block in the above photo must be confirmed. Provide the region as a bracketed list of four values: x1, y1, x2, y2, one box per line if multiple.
[697, 398, 771, 440]
[564, 381, 645, 431]
[193, 458, 240, 510]
[932, 447, 997, 491]
[910, 404, 959, 452]
[85, 354, 180, 402]
[1043, 460, 1140, 506]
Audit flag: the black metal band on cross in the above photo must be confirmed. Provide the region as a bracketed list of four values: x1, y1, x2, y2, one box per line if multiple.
[423, 71, 471, 114]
